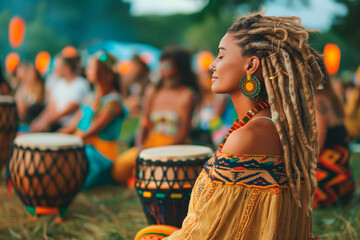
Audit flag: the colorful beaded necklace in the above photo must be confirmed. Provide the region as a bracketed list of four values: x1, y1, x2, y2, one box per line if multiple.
[218, 100, 270, 151]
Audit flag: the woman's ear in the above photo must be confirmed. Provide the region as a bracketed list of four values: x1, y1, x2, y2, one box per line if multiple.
[246, 56, 261, 75]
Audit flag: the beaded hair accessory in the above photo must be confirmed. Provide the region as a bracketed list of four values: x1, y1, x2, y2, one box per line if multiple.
[94, 50, 116, 70]
[218, 100, 269, 151]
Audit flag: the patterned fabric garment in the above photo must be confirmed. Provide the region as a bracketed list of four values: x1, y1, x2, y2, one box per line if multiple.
[163, 152, 312, 240]
[313, 146, 355, 209]
[150, 111, 179, 136]
[204, 150, 288, 188]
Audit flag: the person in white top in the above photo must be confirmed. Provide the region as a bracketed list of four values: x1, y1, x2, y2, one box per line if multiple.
[30, 54, 90, 132]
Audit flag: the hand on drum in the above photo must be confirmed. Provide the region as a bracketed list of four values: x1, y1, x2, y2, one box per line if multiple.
[30, 117, 51, 132]
[74, 130, 85, 140]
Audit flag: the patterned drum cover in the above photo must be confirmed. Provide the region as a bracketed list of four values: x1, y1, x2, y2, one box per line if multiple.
[135, 145, 213, 228]
[8, 133, 88, 221]
[0, 95, 18, 169]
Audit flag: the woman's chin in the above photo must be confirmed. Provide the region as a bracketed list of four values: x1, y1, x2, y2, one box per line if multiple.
[211, 86, 226, 94]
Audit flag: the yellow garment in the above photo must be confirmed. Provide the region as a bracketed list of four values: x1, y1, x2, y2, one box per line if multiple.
[344, 90, 360, 138]
[112, 131, 176, 184]
[85, 136, 118, 161]
[76, 130, 118, 161]
[164, 170, 312, 240]
[143, 131, 177, 148]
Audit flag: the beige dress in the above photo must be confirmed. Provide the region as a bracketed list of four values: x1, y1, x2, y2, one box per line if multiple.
[165, 150, 312, 240]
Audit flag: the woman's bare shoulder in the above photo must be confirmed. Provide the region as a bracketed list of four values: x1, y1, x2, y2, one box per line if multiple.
[221, 118, 282, 156]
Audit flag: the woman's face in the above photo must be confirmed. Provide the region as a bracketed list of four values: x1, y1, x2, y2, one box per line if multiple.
[85, 57, 98, 84]
[53, 57, 64, 78]
[209, 33, 250, 94]
[160, 58, 177, 79]
[28, 67, 38, 83]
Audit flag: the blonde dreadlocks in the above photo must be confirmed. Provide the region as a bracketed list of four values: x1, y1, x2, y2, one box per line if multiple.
[228, 12, 323, 213]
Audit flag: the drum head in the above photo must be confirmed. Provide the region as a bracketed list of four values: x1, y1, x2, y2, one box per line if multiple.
[139, 145, 213, 162]
[14, 133, 83, 150]
[0, 95, 15, 103]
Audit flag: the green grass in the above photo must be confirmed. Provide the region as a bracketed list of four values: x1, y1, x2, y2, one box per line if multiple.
[0, 182, 148, 240]
[312, 152, 360, 240]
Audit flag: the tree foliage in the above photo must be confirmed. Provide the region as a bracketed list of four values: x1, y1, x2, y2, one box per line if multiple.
[0, 0, 358, 74]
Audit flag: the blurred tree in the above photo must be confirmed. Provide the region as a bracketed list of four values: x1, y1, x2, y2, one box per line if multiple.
[310, 31, 360, 73]
[20, 2, 70, 61]
[308, 0, 360, 73]
[0, 10, 11, 60]
[132, 14, 194, 49]
[42, 0, 134, 47]
[184, 14, 233, 52]
[192, 0, 309, 20]
[332, 0, 360, 49]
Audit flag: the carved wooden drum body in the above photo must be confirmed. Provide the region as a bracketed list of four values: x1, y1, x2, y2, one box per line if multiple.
[135, 145, 212, 227]
[9, 133, 88, 222]
[0, 95, 18, 169]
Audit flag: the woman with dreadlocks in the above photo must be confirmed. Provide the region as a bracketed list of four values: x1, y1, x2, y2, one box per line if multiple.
[135, 11, 323, 240]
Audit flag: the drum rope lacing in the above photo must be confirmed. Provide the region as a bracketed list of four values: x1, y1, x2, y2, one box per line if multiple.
[9, 144, 88, 207]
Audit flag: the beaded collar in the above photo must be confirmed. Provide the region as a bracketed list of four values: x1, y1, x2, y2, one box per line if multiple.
[218, 100, 269, 151]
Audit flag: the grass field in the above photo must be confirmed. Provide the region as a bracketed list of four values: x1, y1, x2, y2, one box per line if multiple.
[0, 118, 359, 239]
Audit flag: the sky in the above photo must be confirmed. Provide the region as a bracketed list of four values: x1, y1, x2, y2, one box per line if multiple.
[126, 0, 347, 31]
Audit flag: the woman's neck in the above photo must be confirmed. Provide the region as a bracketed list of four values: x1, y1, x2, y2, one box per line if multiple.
[95, 83, 113, 100]
[230, 90, 270, 120]
[64, 73, 77, 83]
[162, 77, 181, 88]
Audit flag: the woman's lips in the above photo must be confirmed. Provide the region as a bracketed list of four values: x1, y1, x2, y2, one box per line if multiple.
[211, 76, 218, 81]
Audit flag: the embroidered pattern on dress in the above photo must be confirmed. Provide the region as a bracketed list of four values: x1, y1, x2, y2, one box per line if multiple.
[204, 150, 289, 188]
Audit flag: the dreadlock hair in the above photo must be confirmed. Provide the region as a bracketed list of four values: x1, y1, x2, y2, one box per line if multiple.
[228, 11, 324, 213]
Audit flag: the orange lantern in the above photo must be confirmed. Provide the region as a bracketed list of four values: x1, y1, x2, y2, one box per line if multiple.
[118, 61, 133, 75]
[5, 52, 20, 73]
[323, 43, 341, 76]
[35, 51, 51, 74]
[197, 51, 214, 71]
[61, 46, 78, 58]
[9, 17, 26, 49]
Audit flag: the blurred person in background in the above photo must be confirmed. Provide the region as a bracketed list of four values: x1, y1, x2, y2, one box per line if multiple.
[15, 64, 45, 125]
[344, 66, 360, 142]
[0, 63, 12, 95]
[9, 62, 28, 93]
[121, 54, 151, 117]
[44, 55, 62, 102]
[191, 69, 228, 149]
[30, 53, 90, 132]
[112, 46, 199, 185]
[313, 60, 355, 209]
[59, 51, 128, 189]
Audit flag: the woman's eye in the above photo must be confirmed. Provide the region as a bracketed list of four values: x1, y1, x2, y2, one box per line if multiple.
[217, 55, 223, 60]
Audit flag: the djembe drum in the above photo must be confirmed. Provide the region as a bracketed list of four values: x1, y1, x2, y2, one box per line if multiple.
[135, 145, 212, 228]
[0, 95, 18, 169]
[8, 133, 88, 222]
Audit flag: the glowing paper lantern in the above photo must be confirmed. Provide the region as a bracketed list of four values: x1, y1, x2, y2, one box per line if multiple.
[197, 51, 215, 71]
[9, 17, 26, 49]
[35, 51, 51, 74]
[323, 43, 341, 76]
[62, 46, 78, 58]
[118, 61, 133, 75]
[5, 52, 20, 73]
